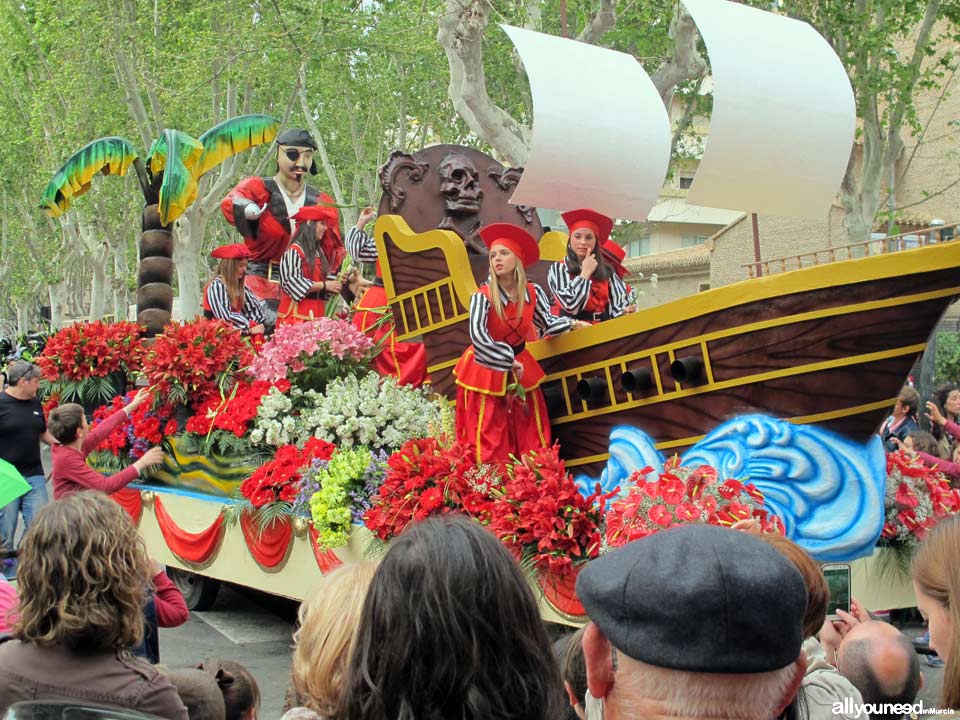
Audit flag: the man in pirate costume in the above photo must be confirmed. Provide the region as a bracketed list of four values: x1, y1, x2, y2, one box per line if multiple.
[221, 128, 334, 307]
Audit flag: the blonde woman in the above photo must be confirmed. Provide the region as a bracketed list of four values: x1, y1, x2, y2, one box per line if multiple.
[453, 223, 584, 464]
[203, 243, 266, 335]
[912, 515, 960, 708]
[283, 562, 378, 720]
[0, 492, 187, 718]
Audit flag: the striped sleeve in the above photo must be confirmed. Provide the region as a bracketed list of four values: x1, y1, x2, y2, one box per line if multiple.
[608, 273, 630, 318]
[548, 261, 590, 315]
[280, 247, 314, 301]
[533, 284, 575, 337]
[469, 291, 515, 372]
[346, 226, 378, 263]
[206, 278, 251, 331]
[243, 287, 265, 325]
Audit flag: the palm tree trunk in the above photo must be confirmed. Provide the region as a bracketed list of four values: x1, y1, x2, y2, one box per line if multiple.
[137, 203, 175, 336]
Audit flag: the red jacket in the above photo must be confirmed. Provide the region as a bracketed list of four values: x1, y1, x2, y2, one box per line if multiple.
[221, 176, 324, 263]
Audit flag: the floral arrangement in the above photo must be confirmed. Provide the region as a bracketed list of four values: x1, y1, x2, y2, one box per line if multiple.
[185, 379, 289, 455]
[364, 437, 500, 541]
[487, 445, 613, 578]
[308, 447, 386, 551]
[141, 319, 254, 407]
[239, 437, 336, 508]
[248, 317, 374, 392]
[882, 451, 960, 548]
[37, 321, 144, 406]
[297, 373, 444, 451]
[86, 392, 177, 471]
[604, 459, 784, 547]
[249, 375, 444, 452]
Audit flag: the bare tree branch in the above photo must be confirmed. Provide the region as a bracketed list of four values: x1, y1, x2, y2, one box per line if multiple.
[577, 0, 617, 44]
[649, 5, 708, 108]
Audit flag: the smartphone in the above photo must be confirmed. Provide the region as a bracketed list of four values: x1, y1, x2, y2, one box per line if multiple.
[823, 563, 851, 619]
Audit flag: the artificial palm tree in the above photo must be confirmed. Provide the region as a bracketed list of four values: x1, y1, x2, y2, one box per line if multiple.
[39, 114, 280, 336]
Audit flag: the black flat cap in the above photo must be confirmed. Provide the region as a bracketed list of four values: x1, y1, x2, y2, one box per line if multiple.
[276, 128, 317, 149]
[576, 524, 807, 673]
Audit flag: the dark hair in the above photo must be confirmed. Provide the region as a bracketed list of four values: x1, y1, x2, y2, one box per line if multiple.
[292, 220, 345, 276]
[48, 403, 85, 444]
[165, 668, 226, 720]
[556, 627, 586, 712]
[908, 430, 942, 457]
[931, 383, 960, 445]
[341, 515, 562, 720]
[199, 659, 260, 720]
[897, 386, 920, 417]
[564, 239, 611, 281]
[841, 634, 920, 720]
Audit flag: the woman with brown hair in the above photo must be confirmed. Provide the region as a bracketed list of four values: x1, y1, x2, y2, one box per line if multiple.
[912, 515, 960, 709]
[0, 491, 187, 718]
[283, 562, 377, 720]
[203, 243, 265, 335]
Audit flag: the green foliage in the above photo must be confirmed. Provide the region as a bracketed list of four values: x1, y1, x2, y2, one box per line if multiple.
[935, 331, 960, 384]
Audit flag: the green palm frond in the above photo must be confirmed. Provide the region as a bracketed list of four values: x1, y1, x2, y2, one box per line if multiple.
[148, 130, 204, 225]
[40, 137, 140, 217]
[195, 114, 281, 178]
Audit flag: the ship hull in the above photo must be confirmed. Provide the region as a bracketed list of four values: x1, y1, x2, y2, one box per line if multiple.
[375, 215, 960, 474]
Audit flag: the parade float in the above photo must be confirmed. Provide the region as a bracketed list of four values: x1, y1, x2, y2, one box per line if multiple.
[34, 0, 960, 620]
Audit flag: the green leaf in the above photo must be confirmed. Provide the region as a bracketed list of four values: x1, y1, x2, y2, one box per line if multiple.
[195, 114, 281, 178]
[39, 137, 140, 217]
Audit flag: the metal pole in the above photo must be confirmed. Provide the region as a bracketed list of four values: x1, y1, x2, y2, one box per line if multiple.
[751, 213, 762, 277]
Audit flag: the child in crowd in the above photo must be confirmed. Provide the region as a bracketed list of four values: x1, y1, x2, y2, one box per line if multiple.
[199, 659, 260, 720]
[48, 388, 163, 499]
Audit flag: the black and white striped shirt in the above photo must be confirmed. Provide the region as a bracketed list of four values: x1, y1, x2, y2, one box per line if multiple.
[280, 245, 338, 301]
[345, 226, 377, 264]
[205, 278, 265, 331]
[547, 261, 630, 318]
[470, 282, 575, 372]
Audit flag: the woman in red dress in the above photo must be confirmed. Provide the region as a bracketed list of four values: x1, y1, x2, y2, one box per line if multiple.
[278, 204, 347, 326]
[548, 208, 629, 322]
[454, 223, 585, 464]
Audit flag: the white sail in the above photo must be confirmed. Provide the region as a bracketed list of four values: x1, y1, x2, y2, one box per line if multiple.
[501, 25, 671, 222]
[682, 0, 856, 219]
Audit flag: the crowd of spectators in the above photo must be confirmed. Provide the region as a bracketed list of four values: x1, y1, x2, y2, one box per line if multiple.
[0, 492, 953, 720]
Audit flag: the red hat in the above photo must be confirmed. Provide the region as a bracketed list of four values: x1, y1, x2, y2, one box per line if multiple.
[211, 243, 253, 260]
[292, 203, 339, 226]
[562, 208, 614, 245]
[600, 240, 628, 279]
[478, 223, 540, 268]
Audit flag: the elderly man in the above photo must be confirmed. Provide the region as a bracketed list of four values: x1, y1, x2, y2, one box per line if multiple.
[820, 602, 922, 720]
[576, 524, 809, 720]
[0, 361, 54, 561]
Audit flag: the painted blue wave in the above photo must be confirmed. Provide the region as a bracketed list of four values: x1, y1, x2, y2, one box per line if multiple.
[574, 414, 887, 562]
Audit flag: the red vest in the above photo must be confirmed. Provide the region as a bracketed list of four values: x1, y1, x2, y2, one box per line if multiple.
[453, 283, 545, 395]
[278, 245, 327, 323]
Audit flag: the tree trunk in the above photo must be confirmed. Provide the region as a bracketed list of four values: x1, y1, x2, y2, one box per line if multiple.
[88, 258, 108, 321]
[174, 213, 204, 321]
[16, 304, 29, 336]
[48, 282, 67, 330]
[136, 204, 174, 335]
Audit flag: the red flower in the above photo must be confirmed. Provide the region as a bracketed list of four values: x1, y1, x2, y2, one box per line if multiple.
[647, 504, 673, 528]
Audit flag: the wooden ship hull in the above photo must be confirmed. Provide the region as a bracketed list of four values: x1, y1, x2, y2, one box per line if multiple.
[376, 214, 960, 475]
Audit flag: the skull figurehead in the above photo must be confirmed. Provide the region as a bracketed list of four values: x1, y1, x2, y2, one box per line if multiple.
[438, 153, 483, 214]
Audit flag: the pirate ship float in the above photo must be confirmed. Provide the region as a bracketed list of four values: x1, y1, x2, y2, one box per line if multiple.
[372, 6, 960, 476]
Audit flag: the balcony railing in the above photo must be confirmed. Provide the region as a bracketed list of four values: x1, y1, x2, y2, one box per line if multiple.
[742, 223, 959, 278]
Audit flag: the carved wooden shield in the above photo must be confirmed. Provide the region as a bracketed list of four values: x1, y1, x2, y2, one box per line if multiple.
[378, 145, 542, 257]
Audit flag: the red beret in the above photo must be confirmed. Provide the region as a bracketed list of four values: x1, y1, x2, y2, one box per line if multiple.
[562, 208, 614, 245]
[601, 240, 628, 279]
[478, 223, 540, 268]
[292, 203, 339, 226]
[211, 243, 252, 260]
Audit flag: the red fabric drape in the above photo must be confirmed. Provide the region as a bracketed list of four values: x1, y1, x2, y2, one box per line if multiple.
[240, 511, 293, 568]
[308, 527, 343, 573]
[110, 488, 143, 525]
[538, 570, 586, 618]
[154, 496, 225, 564]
